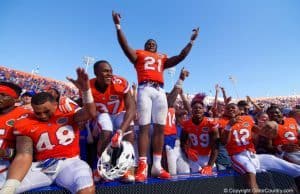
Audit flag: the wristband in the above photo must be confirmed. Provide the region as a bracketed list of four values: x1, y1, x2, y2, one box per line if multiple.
[82, 89, 94, 104]
[224, 125, 232, 132]
[175, 79, 183, 89]
[189, 40, 195, 45]
[116, 24, 121, 30]
[0, 179, 21, 194]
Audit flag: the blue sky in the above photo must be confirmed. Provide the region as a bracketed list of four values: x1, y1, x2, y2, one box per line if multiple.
[1, 0, 300, 98]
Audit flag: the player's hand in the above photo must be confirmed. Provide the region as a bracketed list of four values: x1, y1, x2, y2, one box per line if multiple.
[200, 165, 213, 175]
[246, 96, 251, 102]
[112, 11, 121, 25]
[0, 179, 20, 194]
[67, 68, 90, 92]
[191, 27, 200, 41]
[111, 129, 123, 148]
[180, 67, 189, 80]
[225, 96, 232, 104]
[58, 96, 77, 113]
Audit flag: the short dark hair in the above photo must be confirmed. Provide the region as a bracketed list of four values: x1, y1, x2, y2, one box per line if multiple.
[255, 111, 268, 119]
[227, 103, 238, 108]
[191, 100, 204, 108]
[31, 92, 55, 105]
[0, 81, 22, 97]
[237, 100, 248, 107]
[191, 93, 206, 107]
[144, 39, 157, 47]
[266, 104, 280, 114]
[93, 60, 111, 76]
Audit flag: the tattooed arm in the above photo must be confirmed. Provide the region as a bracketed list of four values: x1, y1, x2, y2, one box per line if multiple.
[7, 136, 33, 180]
[0, 136, 34, 194]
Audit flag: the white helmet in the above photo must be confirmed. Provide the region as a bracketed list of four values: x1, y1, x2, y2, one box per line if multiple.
[97, 141, 135, 181]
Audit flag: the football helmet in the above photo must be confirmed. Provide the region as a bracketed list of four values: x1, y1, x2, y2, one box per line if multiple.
[97, 140, 135, 181]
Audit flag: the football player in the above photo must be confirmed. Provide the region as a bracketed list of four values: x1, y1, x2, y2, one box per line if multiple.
[221, 103, 300, 193]
[0, 82, 30, 188]
[163, 68, 190, 175]
[266, 105, 300, 165]
[0, 68, 97, 194]
[112, 10, 199, 182]
[91, 60, 136, 182]
[181, 97, 219, 175]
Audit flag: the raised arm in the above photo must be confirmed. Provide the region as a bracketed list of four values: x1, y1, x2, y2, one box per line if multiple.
[164, 28, 199, 69]
[220, 86, 231, 105]
[0, 136, 33, 194]
[112, 11, 137, 64]
[246, 95, 262, 113]
[179, 90, 192, 115]
[211, 84, 220, 117]
[67, 68, 97, 123]
[167, 88, 179, 108]
[167, 67, 190, 107]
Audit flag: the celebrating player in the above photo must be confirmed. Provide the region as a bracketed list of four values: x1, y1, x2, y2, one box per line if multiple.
[266, 105, 300, 165]
[220, 103, 300, 193]
[112, 10, 199, 182]
[181, 96, 220, 175]
[0, 68, 97, 194]
[91, 60, 136, 182]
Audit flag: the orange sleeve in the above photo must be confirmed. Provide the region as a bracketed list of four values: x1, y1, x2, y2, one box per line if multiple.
[13, 118, 32, 136]
[112, 76, 130, 94]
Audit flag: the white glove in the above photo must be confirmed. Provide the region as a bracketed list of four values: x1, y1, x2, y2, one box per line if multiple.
[0, 179, 21, 194]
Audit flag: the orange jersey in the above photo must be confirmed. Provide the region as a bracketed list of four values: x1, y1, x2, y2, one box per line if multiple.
[135, 50, 168, 84]
[222, 116, 256, 156]
[182, 117, 218, 155]
[273, 117, 299, 146]
[14, 108, 80, 161]
[0, 107, 31, 150]
[90, 75, 130, 114]
[217, 117, 229, 131]
[164, 108, 177, 136]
